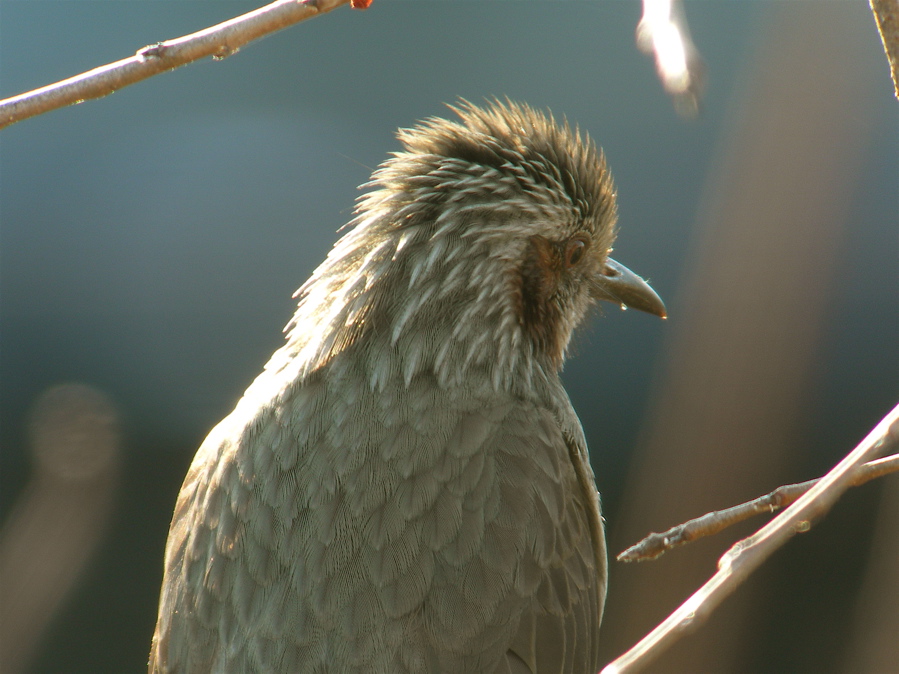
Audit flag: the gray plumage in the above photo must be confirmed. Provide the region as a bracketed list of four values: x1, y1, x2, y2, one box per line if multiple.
[150, 100, 664, 673]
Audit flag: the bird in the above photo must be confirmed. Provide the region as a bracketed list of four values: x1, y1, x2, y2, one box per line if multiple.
[149, 100, 665, 674]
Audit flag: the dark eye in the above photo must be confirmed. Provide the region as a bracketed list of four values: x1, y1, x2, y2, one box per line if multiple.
[564, 236, 588, 268]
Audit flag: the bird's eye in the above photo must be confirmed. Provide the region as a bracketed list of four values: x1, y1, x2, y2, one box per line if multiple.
[564, 237, 588, 268]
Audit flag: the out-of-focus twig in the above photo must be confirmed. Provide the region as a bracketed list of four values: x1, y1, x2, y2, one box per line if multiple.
[636, 0, 705, 117]
[602, 403, 899, 674]
[618, 453, 899, 562]
[0, 0, 366, 130]
[0, 384, 122, 673]
[870, 0, 899, 100]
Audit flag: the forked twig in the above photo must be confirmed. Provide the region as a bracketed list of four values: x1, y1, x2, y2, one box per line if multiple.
[602, 403, 899, 674]
[618, 453, 899, 563]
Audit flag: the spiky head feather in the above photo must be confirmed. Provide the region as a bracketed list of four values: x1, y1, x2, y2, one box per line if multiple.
[279, 100, 619, 395]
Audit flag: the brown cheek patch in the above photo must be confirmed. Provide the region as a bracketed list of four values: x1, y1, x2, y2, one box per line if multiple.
[517, 235, 564, 362]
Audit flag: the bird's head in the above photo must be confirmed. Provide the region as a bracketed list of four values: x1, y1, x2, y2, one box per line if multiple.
[287, 100, 664, 393]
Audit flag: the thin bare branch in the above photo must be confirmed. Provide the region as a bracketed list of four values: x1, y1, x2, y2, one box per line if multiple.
[870, 0, 899, 100]
[618, 453, 899, 563]
[602, 403, 899, 674]
[0, 0, 359, 130]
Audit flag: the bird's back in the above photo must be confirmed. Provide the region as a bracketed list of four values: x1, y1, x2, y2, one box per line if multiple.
[150, 348, 606, 673]
[147, 99, 671, 673]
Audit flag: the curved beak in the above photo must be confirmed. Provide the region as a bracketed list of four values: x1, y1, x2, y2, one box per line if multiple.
[593, 257, 667, 318]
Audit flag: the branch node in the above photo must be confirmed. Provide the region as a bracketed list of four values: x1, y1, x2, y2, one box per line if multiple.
[213, 45, 239, 61]
[793, 519, 811, 533]
[137, 43, 168, 61]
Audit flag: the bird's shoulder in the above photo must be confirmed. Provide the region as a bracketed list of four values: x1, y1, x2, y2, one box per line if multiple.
[153, 362, 603, 672]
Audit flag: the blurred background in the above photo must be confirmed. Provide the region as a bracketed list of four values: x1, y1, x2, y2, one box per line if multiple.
[1, 1, 897, 672]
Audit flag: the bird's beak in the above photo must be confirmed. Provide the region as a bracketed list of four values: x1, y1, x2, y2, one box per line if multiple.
[593, 257, 667, 318]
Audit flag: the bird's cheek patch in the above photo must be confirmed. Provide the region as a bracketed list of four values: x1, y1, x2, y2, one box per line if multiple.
[517, 236, 564, 358]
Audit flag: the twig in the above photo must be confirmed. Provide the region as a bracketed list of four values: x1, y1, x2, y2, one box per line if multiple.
[602, 403, 899, 674]
[870, 0, 899, 100]
[0, 0, 365, 130]
[636, 0, 705, 117]
[618, 453, 899, 563]
[0, 384, 121, 672]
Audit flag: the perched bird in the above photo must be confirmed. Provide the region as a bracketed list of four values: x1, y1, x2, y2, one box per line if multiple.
[150, 100, 665, 674]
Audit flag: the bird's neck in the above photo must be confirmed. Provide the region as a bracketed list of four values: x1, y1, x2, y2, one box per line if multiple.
[274, 215, 565, 398]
